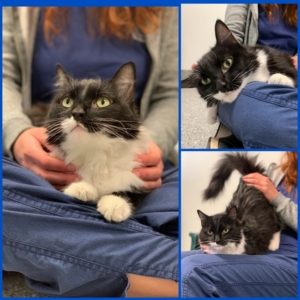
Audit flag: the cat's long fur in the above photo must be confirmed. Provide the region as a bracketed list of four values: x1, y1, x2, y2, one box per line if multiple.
[199, 153, 282, 254]
[45, 62, 149, 223]
[182, 20, 297, 124]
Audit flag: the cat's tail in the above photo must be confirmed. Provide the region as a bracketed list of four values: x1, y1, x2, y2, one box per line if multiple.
[203, 153, 265, 200]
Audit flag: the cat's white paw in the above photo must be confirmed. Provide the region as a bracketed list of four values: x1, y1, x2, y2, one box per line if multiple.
[97, 195, 132, 222]
[64, 181, 98, 202]
[268, 73, 294, 87]
[268, 231, 281, 251]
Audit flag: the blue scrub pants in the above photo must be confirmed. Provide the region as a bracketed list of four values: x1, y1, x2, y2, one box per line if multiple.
[181, 249, 297, 297]
[3, 157, 178, 296]
[218, 82, 297, 148]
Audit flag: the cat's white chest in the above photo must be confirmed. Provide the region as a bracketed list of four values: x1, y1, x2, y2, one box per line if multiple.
[60, 130, 147, 195]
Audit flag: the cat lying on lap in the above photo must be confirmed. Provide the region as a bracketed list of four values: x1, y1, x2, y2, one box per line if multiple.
[45, 62, 149, 223]
[182, 20, 297, 124]
[197, 154, 282, 255]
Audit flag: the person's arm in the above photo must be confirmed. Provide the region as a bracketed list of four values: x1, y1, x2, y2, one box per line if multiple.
[127, 274, 178, 297]
[3, 8, 79, 188]
[271, 193, 297, 231]
[243, 173, 297, 231]
[225, 4, 250, 44]
[3, 7, 33, 156]
[143, 8, 178, 159]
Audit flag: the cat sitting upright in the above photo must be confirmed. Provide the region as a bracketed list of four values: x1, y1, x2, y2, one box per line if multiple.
[182, 20, 297, 124]
[45, 62, 149, 223]
[197, 153, 282, 255]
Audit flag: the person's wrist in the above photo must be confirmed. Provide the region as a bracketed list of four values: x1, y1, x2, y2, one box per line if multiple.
[11, 127, 35, 161]
[267, 190, 279, 203]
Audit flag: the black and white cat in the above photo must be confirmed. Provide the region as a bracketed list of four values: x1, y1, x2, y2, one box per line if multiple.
[197, 153, 282, 255]
[45, 62, 149, 223]
[182, 20, 297, 124]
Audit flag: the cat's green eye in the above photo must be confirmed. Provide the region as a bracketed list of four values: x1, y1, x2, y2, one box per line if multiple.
[222, 57, 233, 72]
[223, 228, 230, 234]
[201, 77, 211, 85]
[95, 97, 112, 108]
[62, 97, 74, 108]
[206, 230, 213, 236]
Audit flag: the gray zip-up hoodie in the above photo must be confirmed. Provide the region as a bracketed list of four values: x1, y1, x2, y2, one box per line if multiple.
[225, 4, 259, 46]
[268, 163, 297, 231]
[3, 7, 178, 158]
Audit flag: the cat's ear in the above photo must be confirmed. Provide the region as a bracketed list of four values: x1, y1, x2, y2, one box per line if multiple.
[197, 210, 209, 223]
[111, 62, 135, 103]
[215, 19, 238, 46]
[181, 73, 198, 88]
[227, 206, 237, 220]
[55, 64, 72, 88]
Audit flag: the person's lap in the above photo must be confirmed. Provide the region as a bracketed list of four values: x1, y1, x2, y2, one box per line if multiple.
[218, 82, 297, 148]
[181, 250, 297, 297]
[3, 157, 178, 296]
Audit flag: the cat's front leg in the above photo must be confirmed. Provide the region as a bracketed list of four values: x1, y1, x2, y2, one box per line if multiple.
[64, 181, 98, 202]
[206, 105, 218, 124]
[268, 73, 295, 87]
[268, 231, 281, 251]
[97, 194, 132, 223]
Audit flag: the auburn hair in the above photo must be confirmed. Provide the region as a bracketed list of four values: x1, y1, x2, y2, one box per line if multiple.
[281, 152, 297, 192]
[262, 4, 297, 27]
[43, 7, 162, 43]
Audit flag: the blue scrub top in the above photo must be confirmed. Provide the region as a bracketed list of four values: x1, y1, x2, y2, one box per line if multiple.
[257, 5, 297, 55]
[31, 8, 151, 106]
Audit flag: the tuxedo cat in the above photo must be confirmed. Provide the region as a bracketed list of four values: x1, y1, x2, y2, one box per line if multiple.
[197, 153, 282, 254]
[182, 20, 297, 124]
[45, 62, 149, 223]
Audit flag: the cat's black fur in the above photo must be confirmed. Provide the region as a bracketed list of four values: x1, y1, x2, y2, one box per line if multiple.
[182, 20, 297, 107]
[199, 153, 282, 254]
[46, 62, 140, 146]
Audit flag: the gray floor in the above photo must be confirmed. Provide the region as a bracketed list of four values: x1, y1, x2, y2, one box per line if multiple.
[181, 87, 219, 148]
[3, 272, 41, 297]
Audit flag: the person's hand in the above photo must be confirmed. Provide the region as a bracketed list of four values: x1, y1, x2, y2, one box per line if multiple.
[242, 173, 279, 202]
[133, 141, 163, 190]
[291, 55, 298, 70]
[13, 127, 79, 189]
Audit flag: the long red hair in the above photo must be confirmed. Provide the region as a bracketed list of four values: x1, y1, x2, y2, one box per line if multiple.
[281, 152, 297, 192]
[262, 4, 297, 27]
[43, 7, 162, 43]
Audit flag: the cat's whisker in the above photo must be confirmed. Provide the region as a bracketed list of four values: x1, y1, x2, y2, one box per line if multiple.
[95, 123, 133, 139]
[88, 120, 139, 136]
[231, 62, 258, 82]
[203, 93, 215, 101]
[91, 124, 137, 138]
[232, 65, 258, 83]
[94, 118, 140, 124]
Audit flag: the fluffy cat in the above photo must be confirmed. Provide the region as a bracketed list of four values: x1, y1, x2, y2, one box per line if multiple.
[45, 62, 149, 223]
[182, 20, 297, 124]
[197, 153, 282, 255]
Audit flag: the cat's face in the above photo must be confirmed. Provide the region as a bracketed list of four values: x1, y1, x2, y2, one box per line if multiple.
[182, 20, 258, 104]
[46, 62, 140, 145]
[197, 207, 242, 254]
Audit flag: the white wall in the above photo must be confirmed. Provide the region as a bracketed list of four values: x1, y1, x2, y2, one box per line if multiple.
[181, 152, 285, 251]
[181, 4, 227, 70]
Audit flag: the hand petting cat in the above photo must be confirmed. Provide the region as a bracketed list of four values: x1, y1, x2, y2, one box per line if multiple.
[242, 173, 279, 202]
[134, 141, 163, 190]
